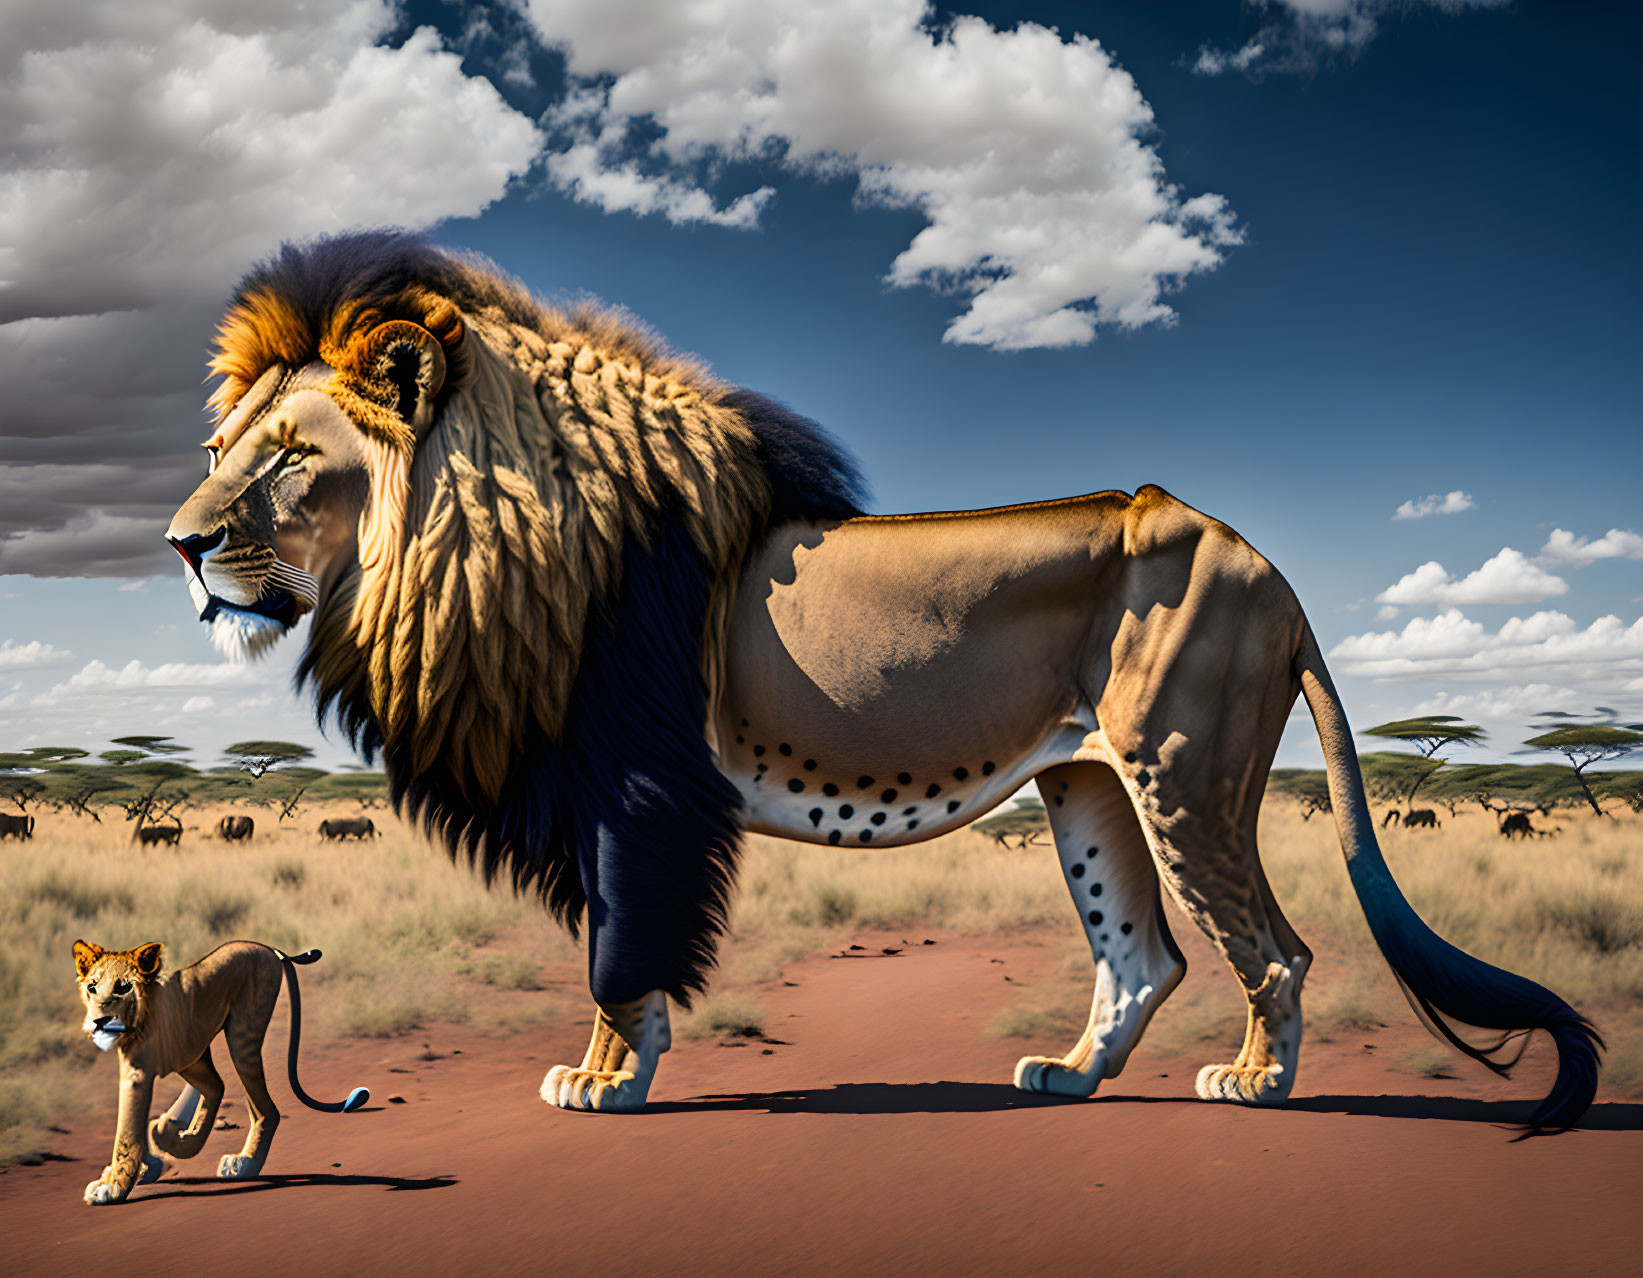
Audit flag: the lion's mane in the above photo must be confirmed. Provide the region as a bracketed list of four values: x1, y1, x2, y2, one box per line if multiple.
[210, 231, 865, 999]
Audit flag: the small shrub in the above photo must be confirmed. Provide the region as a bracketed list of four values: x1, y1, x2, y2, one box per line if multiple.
[270, 859, 306, 888]
[27, 872, 134, 918]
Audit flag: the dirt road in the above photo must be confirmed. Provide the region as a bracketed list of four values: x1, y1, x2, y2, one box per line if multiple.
[4, 934, 1639, 1277]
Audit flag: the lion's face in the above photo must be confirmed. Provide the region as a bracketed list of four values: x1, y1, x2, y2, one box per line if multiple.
[74, 940, 162, 1052]
[165, 361, 377, 660]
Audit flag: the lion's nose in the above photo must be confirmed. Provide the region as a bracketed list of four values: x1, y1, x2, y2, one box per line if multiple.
[168, 527, 226, 570]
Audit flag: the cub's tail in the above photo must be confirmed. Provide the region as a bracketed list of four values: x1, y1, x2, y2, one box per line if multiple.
[1294, 628, 1602, 1130]
[275, 948, 370, 1114]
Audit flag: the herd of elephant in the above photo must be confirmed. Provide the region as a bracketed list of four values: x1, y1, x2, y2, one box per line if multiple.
[1381, 805, 1554, 839]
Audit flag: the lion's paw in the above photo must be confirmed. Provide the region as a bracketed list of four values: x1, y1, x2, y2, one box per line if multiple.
[1013, 1055, 1098, 1098]
[1194, 1061, 1292, 1105]
[83, 1176, 123, 1206]
[216, 1153, 262, 1180]
[541, 1064, 649, 1113]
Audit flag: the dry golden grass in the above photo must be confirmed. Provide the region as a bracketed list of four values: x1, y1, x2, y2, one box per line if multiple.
[3, 797, 1639, 1163]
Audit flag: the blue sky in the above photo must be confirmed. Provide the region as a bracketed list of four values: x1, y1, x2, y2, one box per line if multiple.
[1, 0, 1638, 776]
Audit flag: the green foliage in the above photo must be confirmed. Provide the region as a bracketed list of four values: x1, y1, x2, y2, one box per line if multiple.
[223, 740, 315, 779]
[1524, 719, 1643, 817]
[1359, 717, 1483, 811]
[1358, 752, 1444, 806]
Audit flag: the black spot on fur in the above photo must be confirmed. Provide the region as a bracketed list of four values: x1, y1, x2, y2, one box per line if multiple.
[1124, 751, 1138, 764]
[903, 806, 918, 816]
[897, 772, 912, 785]
[1089, 911, 1103, 926]
[947, 800, 960, 813]
[753, 745, 765, 757]
[907, 820, 919, 830]
[925, 783, 941, 798]
[1121, 921, 1133, 935]
[859, 830, 873, 843]
[787, 779, 804, 793]
[839, 805, 854, 819]
[1136, 770, 1152, 788]
[871, 812, 886, 825]
[1091, 882, 1103, 896]
[808, 808, 823, 827]
[756, 763, 767, 773]
[735, 735, 744, 744]
[857, 775, 874, 789]
[778, 743, 792, 756]
[803, 759, 817, 771]
[1053, 796, 1063, 807]
[953, 766, 968, 781]
[741, 719, 749, 727]
[881, 789, 897, 803]
[1059, 780, 1068, 790]
[1070, 863, 1085, 879]
[981, 761, 995, 775]
[1086, 845, 1098, 857]
[829, 830, 842, 845]
[822, 782, 839, 797]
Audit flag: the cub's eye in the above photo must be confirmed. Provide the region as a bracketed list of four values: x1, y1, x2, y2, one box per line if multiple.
[112, 979, 130, 995]
[85, 983, 97, 995]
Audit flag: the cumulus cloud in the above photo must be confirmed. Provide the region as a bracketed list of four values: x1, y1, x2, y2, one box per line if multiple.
[1192, 0, 1507, 77]
[0, 1, 542, 576]
[0, 639, 75, 669]
[1375, 549, 1568, 607]
[1331, 608, 1643, 687]
[1393, 490, 1475, 520]
[1539, 527, 1643, 565]
[523, 0, 1242, 351]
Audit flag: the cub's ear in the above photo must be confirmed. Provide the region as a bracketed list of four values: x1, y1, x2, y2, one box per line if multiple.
[132, 942, 165, 980]
[73, 939, 102, 977]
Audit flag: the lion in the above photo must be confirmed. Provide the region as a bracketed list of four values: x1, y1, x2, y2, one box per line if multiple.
[165, 230, 1600, 1128]
[73, 939, 367, 1204]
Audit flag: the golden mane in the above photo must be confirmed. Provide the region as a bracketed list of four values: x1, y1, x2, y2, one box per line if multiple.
[210, 240, 775, 804]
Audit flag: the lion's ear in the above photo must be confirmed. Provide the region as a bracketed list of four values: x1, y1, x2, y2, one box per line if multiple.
[132, 942, 165, 980]
[73, 940, 102, 977]
[346, 320, 448, 437]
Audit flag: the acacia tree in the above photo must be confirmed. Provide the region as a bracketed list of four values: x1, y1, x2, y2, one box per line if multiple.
[1361, 716, 1484, 818]
[224, 741, 315, 779]
[1523, 716, 1643, 817]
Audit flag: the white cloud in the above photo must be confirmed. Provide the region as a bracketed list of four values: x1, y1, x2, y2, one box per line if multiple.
[1192, 0, 1508, 77]
[1331, 608, 1643, 686]
[523, 0, 1241, 350]
[1539, 528, 1643, 565]
[181, 695, 215, 714]
[0, 2, 543, 577]
[0, 639, 75, 669]
[1376, 548, 1567, 607]
[33, 658, 273, 706]
[1392, 490, 1475, 520]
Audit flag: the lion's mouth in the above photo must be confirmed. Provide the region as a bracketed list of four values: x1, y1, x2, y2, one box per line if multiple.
[179, 558, 320, 661]
[90, 1019, 127, 1052]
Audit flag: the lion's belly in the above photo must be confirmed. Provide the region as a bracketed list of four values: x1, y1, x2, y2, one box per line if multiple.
[731, 715, 1093, 847]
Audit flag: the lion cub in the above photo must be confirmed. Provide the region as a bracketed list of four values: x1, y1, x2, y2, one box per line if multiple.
[74, 939, 367, 1205]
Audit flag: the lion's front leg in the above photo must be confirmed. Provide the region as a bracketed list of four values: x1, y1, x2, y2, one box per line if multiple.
[542, 991, 671, 1113]
[85, 1068, 155, 1205]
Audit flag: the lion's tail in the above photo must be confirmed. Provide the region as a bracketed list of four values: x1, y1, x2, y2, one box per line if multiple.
[275, 948, 370, 1115]
[1294, 627, 1601, 1130]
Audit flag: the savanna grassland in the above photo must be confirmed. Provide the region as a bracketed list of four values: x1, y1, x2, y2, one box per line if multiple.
[3, 797, 1640, 1164]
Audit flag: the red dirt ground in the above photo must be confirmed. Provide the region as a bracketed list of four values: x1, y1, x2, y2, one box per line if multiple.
[4, 933, 1639, 1278]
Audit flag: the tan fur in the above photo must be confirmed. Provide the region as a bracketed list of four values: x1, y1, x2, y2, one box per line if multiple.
[205, 256, 773, 799]
[74, 940, 293, 1204]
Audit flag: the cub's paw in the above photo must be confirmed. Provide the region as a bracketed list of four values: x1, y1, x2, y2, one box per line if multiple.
[1194, 1061, 1292, 1105]
[137, 1152, 165, 1185]
[541, 1065, 649, 1113]
[1013, 1055, 1098, 1098]
[217, 1154, 262, 1180]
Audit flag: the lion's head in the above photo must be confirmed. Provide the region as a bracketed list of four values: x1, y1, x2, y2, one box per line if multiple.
[74, 940, 164, 1052]
[166, 232, 864, 960]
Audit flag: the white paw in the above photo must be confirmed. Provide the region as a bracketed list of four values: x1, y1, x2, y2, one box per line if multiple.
[84, 1179, 121, 1206]
[541, 1065, 647, 1113]
[138, 1153, 165, 1185]
[217, 1154, 260, 1179]
[1194, 1061, 1290, 1105]
[1012, 1055, 1098, 1098]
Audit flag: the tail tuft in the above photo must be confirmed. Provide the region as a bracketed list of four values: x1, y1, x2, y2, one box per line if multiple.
[342, 1087, 370, 1113]
[285, 948, 323, 965]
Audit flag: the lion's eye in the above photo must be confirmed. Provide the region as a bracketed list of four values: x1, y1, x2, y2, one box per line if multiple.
[112, 979, 130, 995]
[85, 983, 97, 995]
[279, 445, 315, 469]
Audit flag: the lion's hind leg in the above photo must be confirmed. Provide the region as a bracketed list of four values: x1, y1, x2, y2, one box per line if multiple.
[148, 1049, 224, 1161]
[1014, 763, 1185, 1098]
[217, 970, 282, 1179]
[542, 991, 671, 1113]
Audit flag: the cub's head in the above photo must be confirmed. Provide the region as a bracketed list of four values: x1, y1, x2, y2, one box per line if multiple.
[73, 940, 164, 1052]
